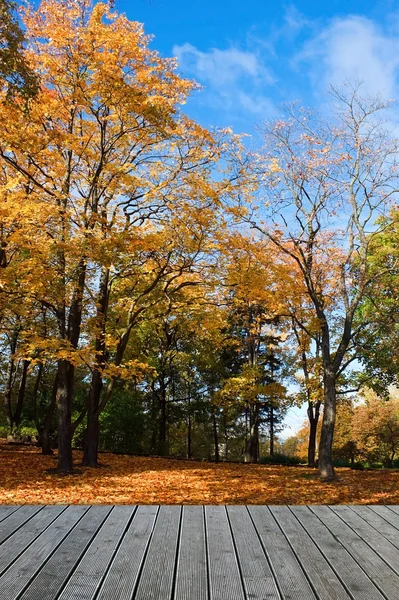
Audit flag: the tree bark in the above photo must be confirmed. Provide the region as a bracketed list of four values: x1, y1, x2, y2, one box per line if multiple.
[82, 267, 108, 467]
[307, 400, 321, 468]
[56, 360, 73, 472]
[269, 406, 274, 456]
[244, 405, 259, 463]
[4, 328, 19, 430]
[212, 406, 219, 463]
[158, 376, 168, 456]
[41, 373, 58, 455]
[82, 370, 102, 467]
[318, 369, 336, 481]
[13, 360, 29, 428]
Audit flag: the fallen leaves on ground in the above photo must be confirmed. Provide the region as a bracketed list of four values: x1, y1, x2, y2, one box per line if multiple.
[0, 442, 398, 504]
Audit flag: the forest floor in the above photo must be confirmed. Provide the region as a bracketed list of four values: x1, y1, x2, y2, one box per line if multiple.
[0, 441, 398, 505]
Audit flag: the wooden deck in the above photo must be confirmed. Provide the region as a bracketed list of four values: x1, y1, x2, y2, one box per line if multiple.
[1, 506, 399, 599]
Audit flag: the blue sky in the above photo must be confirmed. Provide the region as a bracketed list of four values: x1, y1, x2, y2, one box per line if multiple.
[119, 0, 399, 139]
[116, 0, 398, 436]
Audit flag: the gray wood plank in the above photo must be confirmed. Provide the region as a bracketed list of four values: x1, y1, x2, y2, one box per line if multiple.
[174, 506, 208, 600]
[0, 506, 42, 544]
[19, 505, 112, 600]
[0, 507, 20, 522]
[248, 505, 317, 600]
[227, 506, 279, 600]
[0, 506, 65, 576]
[351, 506, 399, 550]
[270, 506, 350, 600]
[135, 505, 181, 600]
[0, 505, 88, 600]
[205, 506, 245, 600]
[331, 506, 399, 576]
[96, 505, 157, 600]
[57, 506, 134, 600]
[370, 506, 399, 531]
[311, 506, 399, 600]
[290, 506, 385, 600]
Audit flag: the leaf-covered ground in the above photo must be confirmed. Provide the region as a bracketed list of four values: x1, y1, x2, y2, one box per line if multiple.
[0, 442, 398, 505]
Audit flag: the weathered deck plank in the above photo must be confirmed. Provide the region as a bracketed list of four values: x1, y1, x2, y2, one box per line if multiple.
[205, 506, 245, 600]
[290, 505, 385, 600]
[249, 505, 317, 600]
[311, 505, 399, 600]
[0, 505, 399, 599]
[174, 506, 208, 600]
[227, 506, 280, 600]
[134, 505, 181, 600]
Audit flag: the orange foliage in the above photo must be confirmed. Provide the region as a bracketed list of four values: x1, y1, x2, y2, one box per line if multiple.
[0, 442, 398, 505]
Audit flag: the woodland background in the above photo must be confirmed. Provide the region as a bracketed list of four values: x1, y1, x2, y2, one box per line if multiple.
[1, 0, 399, 486]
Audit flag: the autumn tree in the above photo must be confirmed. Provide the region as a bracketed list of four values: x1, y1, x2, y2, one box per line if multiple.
[352, 388, 399, 467]
[247, 86, 399, 479]
[0, 0, 239, 472]
[0, 0, 39, 99]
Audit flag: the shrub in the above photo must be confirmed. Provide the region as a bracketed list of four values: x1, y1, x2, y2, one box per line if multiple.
[259, 452, 302, 466]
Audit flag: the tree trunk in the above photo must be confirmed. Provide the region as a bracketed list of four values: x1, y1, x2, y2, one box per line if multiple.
[13, 360, 29, 428]
[56, 360, 73, 472]
[269, 406, 274, 456]
[318, 369, 336, 481]
[307, 400, 321, 468]
[4, 328, 19, 430]
[212, 406, 219, 463]
[41, 373, 58, 455]
[187, 412, 192, 459]
[244, 405, 259, 463]
[82, 370, 102, 467]
[32, 363, 43, 440]
[158, 376, 168, 456]
[82, 267, 109, 467]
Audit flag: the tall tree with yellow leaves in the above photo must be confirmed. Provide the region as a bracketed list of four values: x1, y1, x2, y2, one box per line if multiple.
[0, 0, 240, 472]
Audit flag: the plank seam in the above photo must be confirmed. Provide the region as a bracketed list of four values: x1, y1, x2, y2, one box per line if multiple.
[225, 507, 247, 600]
[268, 506, 323, 600]
[170, 506, 183, 600]
[329, 505, 399, 579]
[90, 506, 138, 600]
[203, 505, 211, 600]
[30, 505, 113, 600]
[125, 505, 160, 600]
[0, 506, 44, 547]
[308, 506, 391, 600]
[368, 505, 399, 532]
[0, 507, 20, 524]
[13, 506, 91, 600]
[0, 506, 67, 578]
[245, 507, 284, 600]
[348, 505, 399, 544]
[288, 506, 373, 600]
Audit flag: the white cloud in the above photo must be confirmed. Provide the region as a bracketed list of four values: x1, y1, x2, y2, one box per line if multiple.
[173, 43, 261, 87]
[298, 16, 399, 99]
[173, 43, 274, 118]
